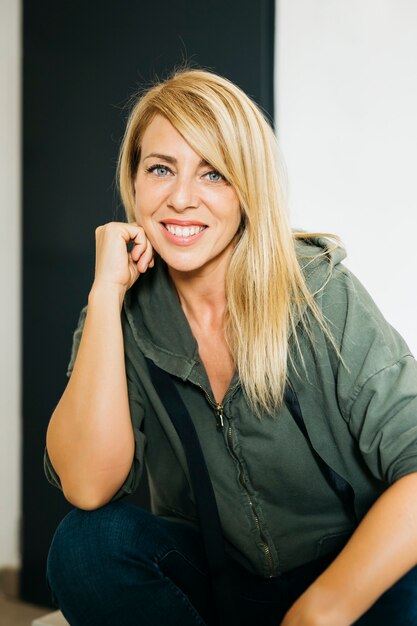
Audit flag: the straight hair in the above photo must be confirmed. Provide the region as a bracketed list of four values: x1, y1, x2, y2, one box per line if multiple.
[118, 68, 342, 416]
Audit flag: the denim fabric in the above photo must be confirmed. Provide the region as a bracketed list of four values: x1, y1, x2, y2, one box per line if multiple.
[46, 502, 417, 625]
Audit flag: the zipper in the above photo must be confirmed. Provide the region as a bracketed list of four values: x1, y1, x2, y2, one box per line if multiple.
[215, 403, 224, 431]
[227, 425, 275, 578]
[196, 382, 239, 431]
[197, 380, 276, 577]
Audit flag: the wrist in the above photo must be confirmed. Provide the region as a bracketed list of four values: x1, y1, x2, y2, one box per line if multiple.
[89, 281, 126, 311]
[281, 583, 352, 626]
[304, 581, 353, 626]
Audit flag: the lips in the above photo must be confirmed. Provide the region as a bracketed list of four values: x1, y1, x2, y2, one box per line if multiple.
[159, 220, 207, 246]
[164, 224, 205, 237]
[161, 219, 207, 226]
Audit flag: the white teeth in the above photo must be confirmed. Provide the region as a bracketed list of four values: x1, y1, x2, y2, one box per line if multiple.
[165, 224, 205, 237]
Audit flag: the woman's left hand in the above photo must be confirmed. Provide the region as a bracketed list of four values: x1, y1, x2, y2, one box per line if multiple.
[279, 587, 349, 626]
[281, 473, 417, 626]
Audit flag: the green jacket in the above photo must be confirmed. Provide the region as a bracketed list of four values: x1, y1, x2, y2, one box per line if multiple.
[44, 237, 417, 577]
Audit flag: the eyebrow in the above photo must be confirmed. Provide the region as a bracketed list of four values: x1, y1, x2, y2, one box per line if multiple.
[143, 153, 209, 167]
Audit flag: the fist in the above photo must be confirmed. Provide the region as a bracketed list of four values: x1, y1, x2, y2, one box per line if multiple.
[93, 222, 154, 294]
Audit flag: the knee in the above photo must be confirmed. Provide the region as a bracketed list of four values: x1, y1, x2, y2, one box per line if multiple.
[47, 502, 154, 595]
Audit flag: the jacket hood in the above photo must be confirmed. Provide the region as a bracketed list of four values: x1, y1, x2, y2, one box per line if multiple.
[294, 233, 347, 296]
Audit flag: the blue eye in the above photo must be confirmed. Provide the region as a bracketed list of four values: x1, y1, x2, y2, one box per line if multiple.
[206, 170, 223, 182]
[147, 164, 170, 176]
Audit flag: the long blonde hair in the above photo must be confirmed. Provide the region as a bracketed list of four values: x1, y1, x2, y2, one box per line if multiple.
[118, 68, 341, 416]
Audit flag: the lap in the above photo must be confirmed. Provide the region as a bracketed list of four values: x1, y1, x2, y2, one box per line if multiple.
[47, 501, 215, 624]
[47, 501, 417, 626]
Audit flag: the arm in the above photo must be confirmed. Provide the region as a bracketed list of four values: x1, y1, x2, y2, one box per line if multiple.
[282, 266, 417, 624]
[46, 222, 153, 510]
[281, 471, 417, 625]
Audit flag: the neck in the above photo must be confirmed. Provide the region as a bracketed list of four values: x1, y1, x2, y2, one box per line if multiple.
[168, 258, 229, 331]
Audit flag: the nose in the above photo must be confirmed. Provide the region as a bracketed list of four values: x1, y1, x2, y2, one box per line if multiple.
[167, 176, 199, 212]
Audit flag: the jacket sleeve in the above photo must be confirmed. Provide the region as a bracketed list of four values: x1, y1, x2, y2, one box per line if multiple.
[43, 306, 147, 501]
[326, 265, 417, 485]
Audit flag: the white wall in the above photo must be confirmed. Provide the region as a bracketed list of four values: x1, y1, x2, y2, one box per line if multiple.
[276, 0, 417, 354]
[0, 0, 21, 568]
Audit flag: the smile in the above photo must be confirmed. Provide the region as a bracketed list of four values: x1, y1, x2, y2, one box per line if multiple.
[164, 224, 206, 237]
[160, 221, 208, 246]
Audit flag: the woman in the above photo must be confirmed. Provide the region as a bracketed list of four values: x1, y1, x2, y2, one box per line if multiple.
[45, 68, 417, 625]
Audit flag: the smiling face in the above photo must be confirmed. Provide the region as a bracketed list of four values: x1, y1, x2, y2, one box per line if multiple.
[133, 114, 242, 277]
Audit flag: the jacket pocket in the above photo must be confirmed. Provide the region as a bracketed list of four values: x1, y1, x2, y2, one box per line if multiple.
[315, 529, 353, 559]
[168, 506, 199, 524]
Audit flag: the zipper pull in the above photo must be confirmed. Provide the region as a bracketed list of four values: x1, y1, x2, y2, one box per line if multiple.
[216, 404, 224, 431]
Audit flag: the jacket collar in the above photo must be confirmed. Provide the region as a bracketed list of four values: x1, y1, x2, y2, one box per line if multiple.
[123, 236, 346, 382]
[124, 257, 200, 381]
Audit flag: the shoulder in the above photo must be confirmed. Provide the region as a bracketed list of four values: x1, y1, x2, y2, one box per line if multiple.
[321, 262, 411, 366]
[293, 235, 413, 392]
[294, 234, 409, 358]
[294, 233, 347, 299]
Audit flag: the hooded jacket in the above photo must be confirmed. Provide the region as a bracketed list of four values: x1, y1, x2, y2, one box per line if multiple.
[44, 236, 417, 577]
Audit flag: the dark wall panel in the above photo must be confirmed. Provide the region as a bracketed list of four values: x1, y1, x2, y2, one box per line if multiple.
[22, 0, 275, 605]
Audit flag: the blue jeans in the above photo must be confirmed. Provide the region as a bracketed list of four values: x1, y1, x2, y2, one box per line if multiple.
[46, 502, 417, 625]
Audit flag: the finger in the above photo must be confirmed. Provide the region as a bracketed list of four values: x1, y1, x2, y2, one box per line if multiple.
[130, 229, 149, 262]
[141, 238, 154, 266]
[130, 241, 145, 262]
[130, 238, 150, 263]
[137, 238, 154, 272]
[127, 256, 141, 285]
[132, 225, 148, 245]
[97, 221, 143, 244]
[123, 222, 144, 242]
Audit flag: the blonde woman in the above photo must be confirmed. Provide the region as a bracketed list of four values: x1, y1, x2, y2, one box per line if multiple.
[45, 69, 417, 626]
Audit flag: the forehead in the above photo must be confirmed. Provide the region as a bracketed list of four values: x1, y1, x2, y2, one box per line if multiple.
[138, 113, 219, 171]
[141, 114, 190, 152]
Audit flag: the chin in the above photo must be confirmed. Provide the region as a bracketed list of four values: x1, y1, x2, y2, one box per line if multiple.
[162, 256, 205, 274]
[153, 247, 205, 274]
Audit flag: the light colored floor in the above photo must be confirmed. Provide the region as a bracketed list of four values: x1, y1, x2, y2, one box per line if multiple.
[0, 598, 51, 626]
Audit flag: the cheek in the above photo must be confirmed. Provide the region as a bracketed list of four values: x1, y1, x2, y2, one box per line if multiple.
[229, 199, 243, 230]
[134, 201, 156, 228]
[133, 185, 149, 226]
[134, 179, 160, 223]
[133, 200, 143, 226]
